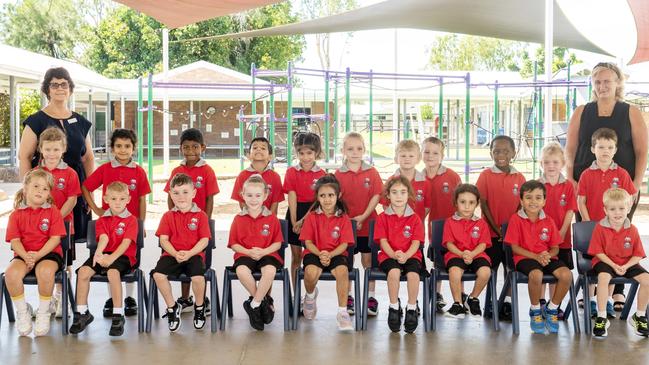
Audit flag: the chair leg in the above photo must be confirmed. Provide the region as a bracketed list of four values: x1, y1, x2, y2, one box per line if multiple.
[146, 275, 157, 333]
[227, 281, 234, 318]
[292, 270, 302, 331]
[4, 283, 15, 323]
[61, 272, 69, 335]
[511, 272, 519, 335]
[423, 277, 431, 332]
[210, 271, 218, 333]
[67, 277, 77, 313]
[621, 282, 639, 321]
[137, 272, 144, 333]
[354, 269, 361, 331]
[568, 280, 580, 333]
[490, 273, 500, 331]
[361, 269, 370, 331]
[498, 271, 511, 309]
[430, 270, 437, 332]
[220, 270, 230, 331]
[283, 269, 291, 332]
[564, 276, 582, 321]
[582, 276, 591, 335]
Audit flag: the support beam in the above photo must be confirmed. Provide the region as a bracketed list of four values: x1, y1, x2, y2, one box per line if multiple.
[543, 0, 554, 144]
[106, 93, 112, 160]
[162, 27, 170, 177]
[9, 76, 16, 167]
[120, 96, 125, 128]
[147, 73, 154, 203]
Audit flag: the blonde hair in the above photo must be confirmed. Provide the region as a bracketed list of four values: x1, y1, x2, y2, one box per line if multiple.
[541, 142, 565, 162]
[422, 136, 445, 152]
[342, 132, 365, 150]
[14, 169, 54, 209]
[602, 188, 631, 208]
[106, 181, 129, 194]
[243, 174, 269, 194]
[591, 62, 625, 101]
[395, 139, 421, 155]
[38, 127, 67, 152]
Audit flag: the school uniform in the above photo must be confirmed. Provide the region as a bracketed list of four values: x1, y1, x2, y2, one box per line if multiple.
[83, 159, 151, 219]
[164, 158, 219, 212]
[228, 207, 284, 272]
[540, 173, 578, 269]
[38, 160, 81, 224]
[282, 163, 325, 246]
[153, 204, 211, 278]
[374, 206, 425, 275]
[577, 161, 637, 222]
[380, 169, 430, 223]
[442, 213, 492, 272]
[426, 165, 462, 221]
[299, 208, 355, 270]
[80, 209, 138, 275]
[588, 217, 647, 278]
[231, 164, 284, 210]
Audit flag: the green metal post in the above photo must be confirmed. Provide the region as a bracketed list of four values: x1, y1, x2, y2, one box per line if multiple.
[334, 80, 339, 161]
[287, 61, 293, 164]
[494, 80, 499, 136]
[269, 83, 275, 147]
[532, 62, 538, 179]
[438, 78, 444, 138]
[588, 77, 593, 102]
[137, 77, 143, 166]
[147, 73, 153, 203]
[324, 73, 330, 162]
[345, 67, 351, 132]
[369, 70, 373, 163]
[251, 63, 256, 137]
[464, 73, 471, 182]
[403, 99, 409, 140]
[238, 109, 244, 171]
[566, 61, 571, 121]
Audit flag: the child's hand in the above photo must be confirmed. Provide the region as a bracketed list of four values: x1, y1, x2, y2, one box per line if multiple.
[176, 251, 189, 263]
[319, 250, 331, 261]
[93, 251, 103, 266]
[319, 255, 330, 267]
[352, 216, 364, 231]
[249, 248, 264, 261]
[614, 264, 627, 276]
[25, 252, 36, 270]
[94, 207, 105, 217]
[395, 251, 406, 264]
[292, 219, 304, 234]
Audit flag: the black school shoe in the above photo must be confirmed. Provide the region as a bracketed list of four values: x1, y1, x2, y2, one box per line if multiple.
[243, 297, 264, 331]
[261, 295, 275, 324]
[163, 303, 182, 332]
[109, 314, 125, 336]
[69, 311, 94, 334]
[404, 309, 418, 333]
[500, 302, 512, 321]
[177, 295, 195, 313]
[193, 305, 206, 330]
[388, 306, 403, 332]
[103, 299, 113, 318]
[124, 297, 137, 317]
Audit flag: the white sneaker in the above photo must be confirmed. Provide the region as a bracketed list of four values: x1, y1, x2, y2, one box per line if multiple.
[303, 288, 318, 320]
[16, 309, 33, 336]
[26, 303, 35, 319]
[34, 311, 51, 336]
[337, 311, 354, 331]
[50, 292, 63, 318]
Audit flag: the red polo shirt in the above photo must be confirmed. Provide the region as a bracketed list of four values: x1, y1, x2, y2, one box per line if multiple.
[577, 161, 636, 221]
[5, 203, 66, 257]
[334, 161, 383, 237]
[476, 165, 526, 237]
[380, 169, 430, 223]
[228, 207, 284, 264]
[83, 159, 151, 219]
[37, 161, 80, 223]
[299, 208, 355, 257]
[96, 209, 139, 266]
[504, 209, 562, 265]
[442, 213, 492, 265]
[155, 204, 211, 261]
[283, 163, 326, 203]
[374, 205, 425, 264]
[426, 165, 462, 221]
[164, 159, 219, 212]
[231, 164, 284, 210]
[541, 174, 577, 249]
[588, 218, 645, 266]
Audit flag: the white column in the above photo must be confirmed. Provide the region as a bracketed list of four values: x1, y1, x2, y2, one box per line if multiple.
[120, 96, 125, 128]
[392, 29, 399, 147]
[162, 27, 170, 176]
[544, 0, 554, 143]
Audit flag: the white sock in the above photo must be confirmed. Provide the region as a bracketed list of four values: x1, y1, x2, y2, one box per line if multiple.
[78, 305, 88, 313]
[368, 291, 376, 298]
[306, 291, 316, 299]
[113, 307, 124, 315]
[590, 296, 597, 303]
[530, 304, 541, 310]
[406, 303, 417, 310]
[38, 297, 51, 314]
[548, 302, 559, 310]
[12, 296, 27, 313]
[389, 302, 399, 310]
[504, 296, 511, 304]
[251, 300, 261, 309]
[338, 307, 347, 313]
[598, 311, 607, 318]
[636, 310, 645, 318]
[348, 290, 353, 296]
[125, 283, 135, 298]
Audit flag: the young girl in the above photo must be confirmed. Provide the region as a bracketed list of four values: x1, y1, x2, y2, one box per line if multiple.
[229, 175, 284, 331]
[374, 176, 425, 333]
[5, 169, 67, 337]
[299, 174, 355, 331]
[283, 133, 325, 287]
[334, 132, 382, 316]
[442, 184, 492, 318]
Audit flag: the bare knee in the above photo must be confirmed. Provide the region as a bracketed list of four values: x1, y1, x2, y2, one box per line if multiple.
[77, 267, 94, 281]
[191, 276, 205, 285]
[556, 268, 572, 283]
[477, 267, 491, 279]
[235, 266, 252, 278]
[261, 265, 276, 277]
[528, 270, 543, 284]
[387, 269, 401, 281]
[153, 272, 167, 283]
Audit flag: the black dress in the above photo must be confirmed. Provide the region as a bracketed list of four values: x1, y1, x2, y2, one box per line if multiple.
[23, 110, 93, 243]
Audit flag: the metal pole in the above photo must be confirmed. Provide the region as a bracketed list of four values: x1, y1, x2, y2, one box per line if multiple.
[369, 69, 373, 164]
[588, 77, 593, 101]
[324, 72, 330, 162]
[269, 83, 275, 147]
[137, 77, 143, 166]
[147, 73, 154, 203]
[238, 108, 244, 171]
[532, 62, 538, 179]
[287, 61, 294, 163]
[455, 99, 460, 161]
[251, 63, 257, 137]
[334, 80, 339, 161]
[345, 67, 351, 132]
[106, 93, 112, 160]
[9, 76, 16, 167]
[162, 28, 170, 177]
[403, 99, 409, 140]
[438, 78, 444, 138]
[464, 73, 471, 182]
[120, 96, 125, 128]
[566, 61, 571, 121]
[543, 0, 554, 143]
[446, 99, 451, 147]
[494, 80, 499, 136]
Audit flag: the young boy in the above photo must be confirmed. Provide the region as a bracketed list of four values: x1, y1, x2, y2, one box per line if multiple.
[70, 182, 138, 336]
[231, 137, 284, 215]
[588, 188, 649, 338]
[82, 128, 151, 317]
[504, 180, 573, 334]
[164, 128, 219, 314]
[153, 173, 211, 332]
[476, 135, 526, 319]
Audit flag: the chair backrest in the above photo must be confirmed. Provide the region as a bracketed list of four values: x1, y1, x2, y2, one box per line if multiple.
[368, 219, 425, 269]
[61, 221, 71, 265]
[572, 221, 597, 274]
[427, 219, 446, 270]
[501, 223, 516, 271]
[86, 219, 145, 268]
[278, 219, 289, 261]
[347, 219, 358, 270]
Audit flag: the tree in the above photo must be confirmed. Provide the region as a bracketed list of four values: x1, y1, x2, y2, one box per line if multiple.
[428, 34, 526, 72]
[519, 47, 581, 78]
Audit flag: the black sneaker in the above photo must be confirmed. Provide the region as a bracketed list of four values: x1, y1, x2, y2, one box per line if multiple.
[346, 295, 355, 315]
[261, 295, 275, 324]
[404, 309, 418, 333]
[500, 301, 512, 321]
[103, 299, 113, 318]
[436, 293, 446, 313]
[204, 297, 211, 317]
[630, 313, 649, 337]
[69, 310, 94, 334]
[465, 297, 482, 316]
[461, 293, 468, 309]
[109, 314, 125, 336]
[124, 297, 137, 317]
[243, 297, 264, 331]
[445, 302, 467, 319]
[162, 303, 182, 332]
[387, 306, 403, 332]
[177, 296, 195, 313]
[193, 305, 206, 329]
[593, 316, 609, 337]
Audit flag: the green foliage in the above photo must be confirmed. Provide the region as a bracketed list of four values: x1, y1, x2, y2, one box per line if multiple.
[519, 47, 581, 78]
[420, 104, 433, 120]
[0, 90, 41, 147]
[0, 93, 9, 147]
[428, 34, 525, 72]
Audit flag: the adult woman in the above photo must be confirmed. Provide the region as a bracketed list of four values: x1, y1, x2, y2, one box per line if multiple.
[565, 62, 648, 311]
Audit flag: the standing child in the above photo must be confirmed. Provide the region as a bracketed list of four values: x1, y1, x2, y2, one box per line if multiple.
[231, 137, 284, 215]
[504, 180, 573, 334]
[442, 184, 492, 318]
[5, 169, 67, 336]
[153, 173, 211, 332]
[588, 188, 649, 337]
[334, 132, 382, 316]
[375, 176, 425, 333]
[164, 128, 219, 314]
[70, 182, 138, 336]
[82, 129, 151, 318]
[299, 175, 356, 331]
[229, 175, 284, 331]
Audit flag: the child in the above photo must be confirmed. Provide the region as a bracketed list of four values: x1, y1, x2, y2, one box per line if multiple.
[283, 133, 325, 286]
[231, 137, 284, 215]
[588, 188, 649, 337]
[164, 128, 219, 314]
[299, 174, 355, 331]
[36, 127, 81, 317]
[442, 184, 492, 318]
[5, 169, 67, 336]
[334, 132, 382, 316]
[476, 135, 526, 319]
[82, 128, 151, 317]
[374, 176, 425, 333]
[229, 175, 284, 331]
[70, 182, 138, 336]
[504, 180, 573, 334]
[153, 173, 211, 332]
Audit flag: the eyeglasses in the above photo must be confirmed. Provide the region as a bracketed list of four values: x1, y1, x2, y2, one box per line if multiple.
[49, 82, 69, 90]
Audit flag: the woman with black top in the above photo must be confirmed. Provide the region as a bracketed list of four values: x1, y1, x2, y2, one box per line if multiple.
[565, 62, 648, 312]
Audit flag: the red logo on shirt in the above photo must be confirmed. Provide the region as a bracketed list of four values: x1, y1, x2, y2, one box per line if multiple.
[40, 218, 50, 232]
[403, 225, 412, 238]
[611, 177, 620, 189]
[56, 177, 66, 190]
[129, 179, 137, 191]
[261, 224, 270, 236]
[471, 226, 480, 239]
[363, 178, 371, 188]
[560, 193, 567, 207]
[116, 222, 125, 236]
[416, 189, 424, 202]
[512, 184, 519, 195]
[195, 176, 203, 188]
[442, 182, 450, 193]
[624, 237, 632, 249]
[540, 228, 549, 241]
[331, 226, 341, 239]
[188, 217, 198, 231]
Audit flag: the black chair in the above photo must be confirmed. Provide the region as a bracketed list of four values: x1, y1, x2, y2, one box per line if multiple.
[428, 219, 499, 331]
[500, 223, 580, 335]
[220, 219, 292, 331]
[0, 221, 76, 335]
[292, 220, 362, 331]
[570, 221, 642, 334]
[82, 219, 148, 333]
[361, 221, 431, 332]
[146, 219, 221, 333]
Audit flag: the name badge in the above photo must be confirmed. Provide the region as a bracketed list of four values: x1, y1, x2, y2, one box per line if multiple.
[68, 118, 77, 124]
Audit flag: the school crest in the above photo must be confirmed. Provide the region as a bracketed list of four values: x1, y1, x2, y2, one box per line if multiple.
[363, 177, 371, 188]
[56, 177, 65, 190]
[116, 222, 126, 236]
[331, 226, 341, 239]
[195, 176, 204, 188]
[442, 182, 450, 194]
[188, 217, 198, 231]
[471, 226, 480, 239]
[129, 179, 137, 191]
[416, 189, 424, 202]
[39, 218, 50, 232]
[539, 227, 549, 241]
[310, 179, 318, 190]
[403, 225, 412, 238]
[624, 237, 632, 249]
[611, 177, 620, 189]
[512, 184, 519, 196]
[261, 224, 270, 236]
[559, 193, 567, 207]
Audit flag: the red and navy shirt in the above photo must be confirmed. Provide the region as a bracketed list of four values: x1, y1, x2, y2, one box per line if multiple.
[540, 174, 577, 249]
[155, 203, 211, 261]
[228, 207, 284, 264]
[37, 160, 80, 223]
[231, 164, 284, 210]
[380, 169, 429, 223]
[588, 217, 645, 267]
[442, 213, 492, 265]
[96, 209, 138, 266]
[299, 208, 355, 257]
[476, 165, 526, 237]
[5, 202, 66, 258]
[426, 165, 462, 221]
[334, 161, 382, 237]
[504, 209, 562, 265]
[164, 159, 219, 212]
[577, 161, 636, 221]
[374, 205, 425, 264]
[283, 163, 326, 203]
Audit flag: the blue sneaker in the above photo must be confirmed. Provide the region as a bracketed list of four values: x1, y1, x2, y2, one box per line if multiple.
[606, 301, 617, 319]
[545, 306, 559, 333]
[530, 308, 545, 334]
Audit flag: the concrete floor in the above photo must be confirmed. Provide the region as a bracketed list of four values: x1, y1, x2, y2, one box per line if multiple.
[1, 226, 649, 364]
